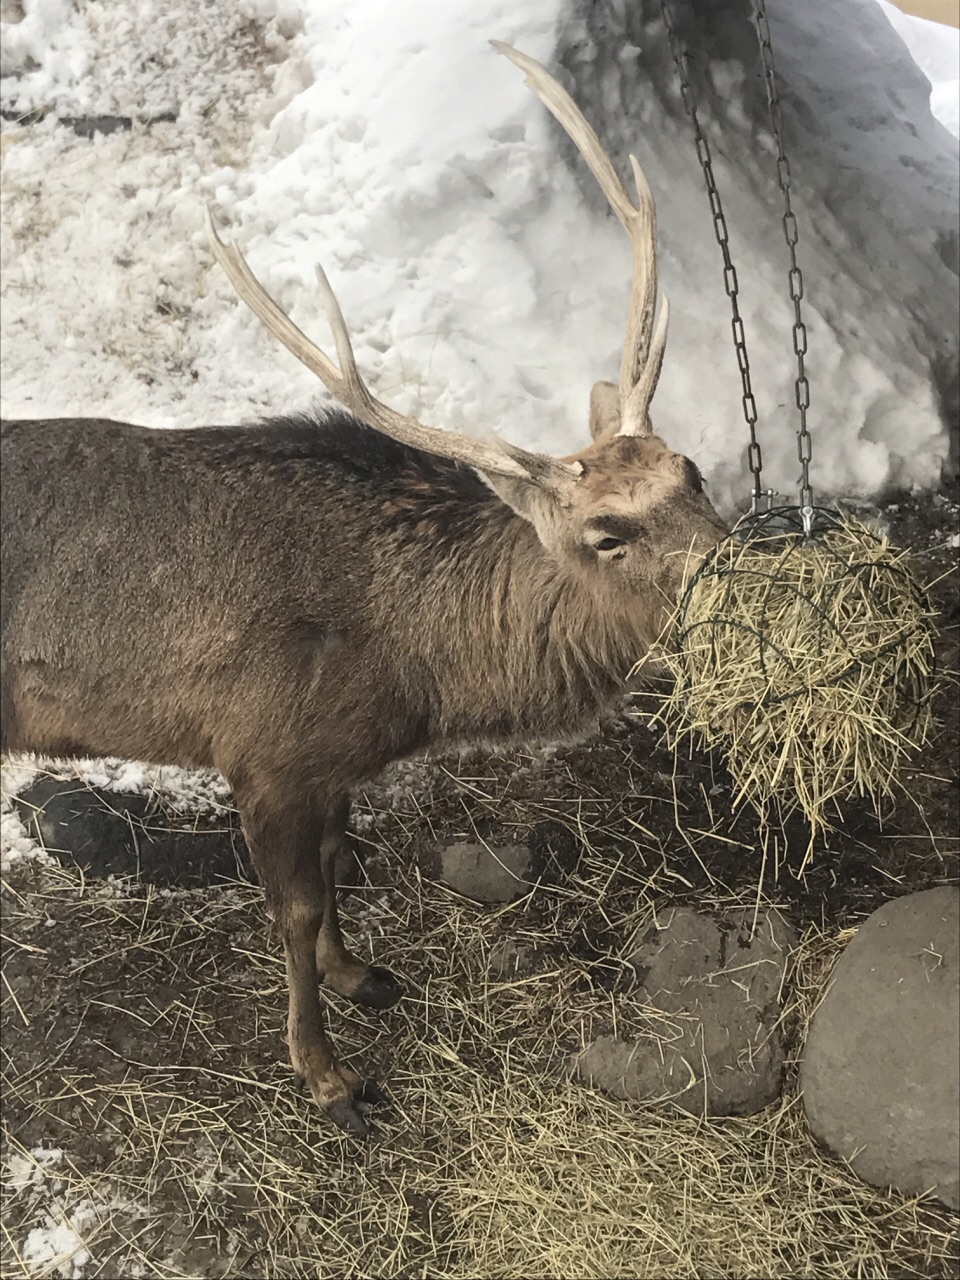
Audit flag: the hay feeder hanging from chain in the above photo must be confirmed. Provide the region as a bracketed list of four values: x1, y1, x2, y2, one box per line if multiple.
[649, 0, 937, 853]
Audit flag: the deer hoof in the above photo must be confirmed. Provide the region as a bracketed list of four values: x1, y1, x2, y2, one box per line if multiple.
[357, 1078, 389, 1105]
[294, 1062, 387, 1137]
[324, 1078, 388, 1137]
[325, 1096, 371, 1138]
[349, 965, 404, 1010]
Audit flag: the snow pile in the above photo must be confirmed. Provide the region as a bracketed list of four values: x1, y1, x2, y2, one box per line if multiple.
[1, 758, 55, 867]
[21, 1202, 97, 1280]
[3, 1145, 145, 1280]
[5, 1146, 65, 1193]
[878, 0, 960, 138]
[0, 0, 79, 84]
[1, 0, 957, 504]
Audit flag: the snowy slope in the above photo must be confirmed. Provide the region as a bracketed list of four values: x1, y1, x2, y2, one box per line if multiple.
[878, 0, 960, 137]
[1, 0, 957, 511]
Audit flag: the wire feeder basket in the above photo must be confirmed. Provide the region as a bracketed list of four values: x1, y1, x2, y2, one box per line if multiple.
[654, 506, 937, 852]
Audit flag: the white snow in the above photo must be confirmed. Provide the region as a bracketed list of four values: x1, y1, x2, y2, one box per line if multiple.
[0, 0, 80, 85]
[4, 1146, 147, 1279]
[4, 1146, 91, 1279]
[0, 0, 958, 841]
[878, 0, 960, 138]
[21, 1205, 95, 1280]
[1, 0, 957, 497]
[5, 1146, 64, 1193]
[1, 758, 55, 867]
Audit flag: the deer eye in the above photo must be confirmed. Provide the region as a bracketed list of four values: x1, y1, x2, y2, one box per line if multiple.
[594, 536, 626, 553]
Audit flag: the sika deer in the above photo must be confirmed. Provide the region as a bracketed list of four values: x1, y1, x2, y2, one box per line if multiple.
[0, 44, 725, 1135]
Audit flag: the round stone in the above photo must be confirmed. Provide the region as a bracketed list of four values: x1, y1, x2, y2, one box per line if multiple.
[801, 887, 960, 1209]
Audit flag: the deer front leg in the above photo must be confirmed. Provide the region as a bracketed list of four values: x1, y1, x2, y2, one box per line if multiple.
[316, 796, 404, 1011]
[236, 789, 380, 1137]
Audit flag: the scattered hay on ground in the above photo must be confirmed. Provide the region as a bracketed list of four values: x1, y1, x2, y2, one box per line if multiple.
[3, 503, 957, 1279]
[2, 743, 957, 1280]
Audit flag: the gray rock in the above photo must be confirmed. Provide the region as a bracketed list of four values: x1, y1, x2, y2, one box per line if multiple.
[801, 887, 960, 1209]
[427, 841, 534, 904]
[575, 905, 796, 1116]
[424, 823, 578, 904]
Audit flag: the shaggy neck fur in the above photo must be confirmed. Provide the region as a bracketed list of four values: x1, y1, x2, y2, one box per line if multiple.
[372, 483, 661, 747]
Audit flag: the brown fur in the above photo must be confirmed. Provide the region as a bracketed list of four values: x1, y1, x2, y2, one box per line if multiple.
[0, 405, 725, 1135]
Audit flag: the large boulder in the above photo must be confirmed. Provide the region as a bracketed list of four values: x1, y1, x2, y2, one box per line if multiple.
[575, 904, 797, 1115]
[801, 887, 960, 1209]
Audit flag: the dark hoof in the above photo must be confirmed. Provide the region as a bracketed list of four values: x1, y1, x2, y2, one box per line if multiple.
[350, 965, 405, 1010]
[324, 1078, 388, 1138]
[358, 1079, 389, 1106]
[326, 1097, 370, 1138]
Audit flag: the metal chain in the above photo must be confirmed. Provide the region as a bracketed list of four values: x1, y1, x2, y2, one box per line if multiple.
[752, 0, 815, 532]
[658, 0, 764, 511]
[659, 0, 815, 528]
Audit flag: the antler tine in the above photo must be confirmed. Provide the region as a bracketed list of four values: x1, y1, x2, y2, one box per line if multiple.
[204, 206, 578, 486]
[622, 292, 669, 437]
[493, 41, 667, 436]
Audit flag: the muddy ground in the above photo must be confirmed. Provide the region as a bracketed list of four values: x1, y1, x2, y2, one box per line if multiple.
[1, 491, 958, 1279]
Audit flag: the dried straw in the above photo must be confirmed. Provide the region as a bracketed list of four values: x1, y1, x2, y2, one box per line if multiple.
[653, 510, 937, 855]
[3, 744, 956, 1280]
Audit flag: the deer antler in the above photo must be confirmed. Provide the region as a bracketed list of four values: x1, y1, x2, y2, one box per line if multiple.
[492, 41, 668, 437]
[204, 207, 580, 489]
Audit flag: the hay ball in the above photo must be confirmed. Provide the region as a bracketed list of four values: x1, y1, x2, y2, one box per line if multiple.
[656, 508, 936, 841]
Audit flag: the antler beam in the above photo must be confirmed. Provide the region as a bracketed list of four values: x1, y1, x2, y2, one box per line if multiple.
[492, 41, 669, 436]
[204, 206, 580, 488]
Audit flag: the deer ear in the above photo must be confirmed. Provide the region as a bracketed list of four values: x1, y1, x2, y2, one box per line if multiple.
[478, 471, 562, 524]
[589, 380, 620, 440]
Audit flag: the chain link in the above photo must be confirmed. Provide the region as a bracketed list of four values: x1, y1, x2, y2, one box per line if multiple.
[658, 0, 764, 511]
[752, 0, 815, 531]
[660, 0, 815, 527]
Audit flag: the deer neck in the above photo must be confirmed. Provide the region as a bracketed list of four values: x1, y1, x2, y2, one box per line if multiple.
[407, 508, 656, 746]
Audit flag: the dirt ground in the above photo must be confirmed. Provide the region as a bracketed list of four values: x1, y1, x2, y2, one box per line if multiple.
[2, 491, 958, 1279]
